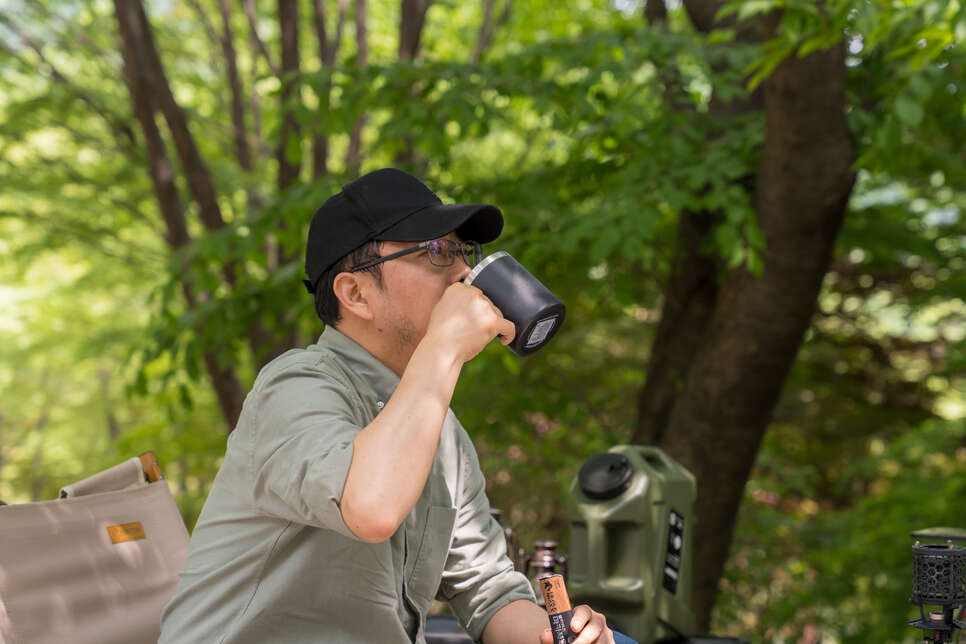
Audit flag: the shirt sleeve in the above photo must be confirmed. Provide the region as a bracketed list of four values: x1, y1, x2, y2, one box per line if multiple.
[243, 353, 366, 541]
[437, 422, 536, 642]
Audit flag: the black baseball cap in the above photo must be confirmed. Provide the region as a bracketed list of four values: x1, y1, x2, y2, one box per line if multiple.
[303, 168, 504, 293]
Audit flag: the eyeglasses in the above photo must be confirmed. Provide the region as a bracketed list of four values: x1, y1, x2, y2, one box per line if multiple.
[348, 238, 482, 273]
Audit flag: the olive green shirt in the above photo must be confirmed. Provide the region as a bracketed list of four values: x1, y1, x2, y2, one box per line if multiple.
[159, 327, 534, 644]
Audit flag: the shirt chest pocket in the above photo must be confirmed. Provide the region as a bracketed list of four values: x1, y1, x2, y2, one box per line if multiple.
[406, 505, 457, 607]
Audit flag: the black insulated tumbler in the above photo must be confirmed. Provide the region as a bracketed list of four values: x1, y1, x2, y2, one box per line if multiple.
[464, 252, 566, 356]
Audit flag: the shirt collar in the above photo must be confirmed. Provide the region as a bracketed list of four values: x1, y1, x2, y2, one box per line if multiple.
[314, 326, 400, 404]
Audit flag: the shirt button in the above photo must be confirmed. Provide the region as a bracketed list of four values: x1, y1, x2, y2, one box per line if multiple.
[376, 401, 385, 409]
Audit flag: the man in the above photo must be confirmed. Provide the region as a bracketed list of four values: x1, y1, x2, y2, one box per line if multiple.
[159, 168, 621, 643]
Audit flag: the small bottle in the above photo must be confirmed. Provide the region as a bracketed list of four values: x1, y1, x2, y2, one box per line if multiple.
[539, 573, 577, 644]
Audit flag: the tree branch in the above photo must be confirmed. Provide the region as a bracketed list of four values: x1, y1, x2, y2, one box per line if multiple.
[470, 0, 511, 63]
[311, 0, 350, 178]
[0, 207, 164, 268]
[241, 0, 280, 76]
[470, 0, 496, 63]
[241, 0, 269, 159]
[218, 0, 253, 172]
[0, 10, 137, 151]
[330, 0, 349, 63]
[183, 0, 231, 123]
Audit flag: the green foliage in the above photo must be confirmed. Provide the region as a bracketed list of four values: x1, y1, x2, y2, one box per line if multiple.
[719, 418, 966, 643]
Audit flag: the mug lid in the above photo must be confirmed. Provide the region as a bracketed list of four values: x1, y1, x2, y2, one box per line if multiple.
[464, 251, 509, 287]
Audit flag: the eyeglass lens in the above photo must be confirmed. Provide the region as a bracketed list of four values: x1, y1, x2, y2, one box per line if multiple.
[426, 240, 478, 267]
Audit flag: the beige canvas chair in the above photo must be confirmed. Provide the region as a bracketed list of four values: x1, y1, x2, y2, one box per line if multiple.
[0, 452, 189, 644]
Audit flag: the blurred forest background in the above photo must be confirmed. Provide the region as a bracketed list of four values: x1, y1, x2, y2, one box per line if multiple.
[0, 0, 963, 641]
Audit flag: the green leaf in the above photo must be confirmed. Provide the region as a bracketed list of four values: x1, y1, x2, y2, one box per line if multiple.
[738, 0, 775, 22]
[895, 94, 925, 126]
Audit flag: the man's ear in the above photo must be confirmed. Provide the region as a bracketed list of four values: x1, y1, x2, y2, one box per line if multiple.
[332, 271, 375, 321]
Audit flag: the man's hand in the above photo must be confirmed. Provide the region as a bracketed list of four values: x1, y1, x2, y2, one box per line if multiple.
[483, 599, 621, 644]
[423, 281, 516, 365]
[539, 605, 615, 644]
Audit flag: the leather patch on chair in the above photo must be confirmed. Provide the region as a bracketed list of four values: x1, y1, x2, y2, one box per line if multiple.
[107, 521, 146, 543]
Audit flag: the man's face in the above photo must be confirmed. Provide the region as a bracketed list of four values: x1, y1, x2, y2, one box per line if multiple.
[367, 232, 473, 356]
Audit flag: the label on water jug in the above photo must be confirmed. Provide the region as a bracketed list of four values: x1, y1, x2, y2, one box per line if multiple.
[663, 509, 685, 594]
[525, 315, 558, 348]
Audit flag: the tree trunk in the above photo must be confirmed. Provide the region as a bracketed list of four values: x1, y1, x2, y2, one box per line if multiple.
[277, 0, 302, 191]
[345, 0, 367, 177]
[633, 4, 856, 630]
[113, 11, 189, 250]
[399, 0, 432, 60]
[123, 0, 256, 308]
[256, 0, 303, 361]
[636, 0, 757, 445]
[310, 2, 329, 178]
[395, 0, 433, 170]
[114, 0, 245, 428]
[311, 0, 349, 179]
[643, 0, 667, 25]
[125, 2, 228, 236]
[634, 210, 720, 446]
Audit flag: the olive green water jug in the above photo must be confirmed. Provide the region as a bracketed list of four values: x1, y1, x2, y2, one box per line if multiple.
[566, 446, 696, 644]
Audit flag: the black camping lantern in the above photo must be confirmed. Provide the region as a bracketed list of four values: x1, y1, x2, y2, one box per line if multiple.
[909, 540, 966, 643]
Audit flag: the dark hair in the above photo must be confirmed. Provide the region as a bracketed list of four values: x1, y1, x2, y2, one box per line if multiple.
[313, 241, 383, 326]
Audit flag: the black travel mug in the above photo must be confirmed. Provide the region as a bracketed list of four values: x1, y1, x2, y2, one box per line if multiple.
[464, 252, 566, 356]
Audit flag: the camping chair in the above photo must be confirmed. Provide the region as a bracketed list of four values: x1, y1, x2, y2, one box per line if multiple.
[0, 452, 189, 644]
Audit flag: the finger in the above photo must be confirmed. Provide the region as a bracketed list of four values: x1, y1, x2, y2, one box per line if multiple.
[570, 608, 607, 644]
[461, 280, 484, 296]
[570, 605, 593, 632]
[467, 285, 503, 319]
[540, 628, 554, 644]
[572, 617, 604, 643]
[498, 318, 516, 344]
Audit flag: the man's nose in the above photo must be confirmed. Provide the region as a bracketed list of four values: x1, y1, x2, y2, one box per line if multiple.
[454, 261, 472, 282]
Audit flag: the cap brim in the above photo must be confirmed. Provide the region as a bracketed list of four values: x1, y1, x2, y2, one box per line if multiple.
[375, 203, 503, 245]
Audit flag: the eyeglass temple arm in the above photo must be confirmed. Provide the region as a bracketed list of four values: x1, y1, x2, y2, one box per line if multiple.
[348, 240, 480, 273]
[349, 245, 424, 272]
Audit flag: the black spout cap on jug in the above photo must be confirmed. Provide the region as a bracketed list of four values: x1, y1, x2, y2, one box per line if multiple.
[464, 252, 565, 356]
